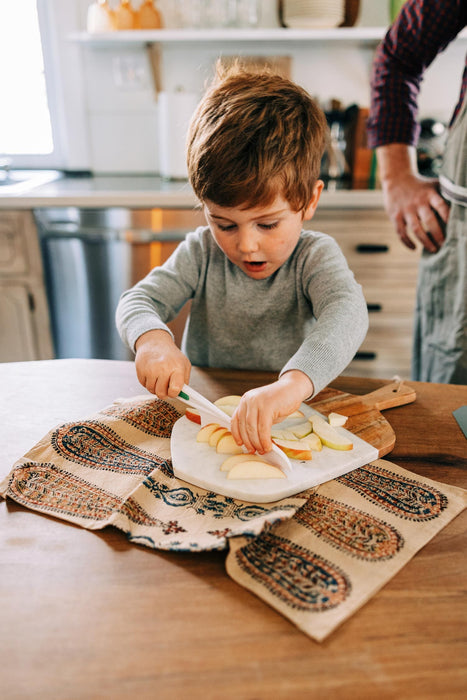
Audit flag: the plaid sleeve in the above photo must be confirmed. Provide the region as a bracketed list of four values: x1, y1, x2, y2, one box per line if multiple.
[367, 0, 467, 149]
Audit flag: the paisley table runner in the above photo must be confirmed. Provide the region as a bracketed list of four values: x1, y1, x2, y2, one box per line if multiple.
[1, 394, 466, 641]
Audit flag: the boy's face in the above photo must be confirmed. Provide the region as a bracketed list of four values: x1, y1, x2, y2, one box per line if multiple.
[204, 190, 321, 280]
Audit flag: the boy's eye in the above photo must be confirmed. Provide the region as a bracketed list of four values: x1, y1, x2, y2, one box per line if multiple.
[258, 221, 279, 230]
[217, 223, 237, 231]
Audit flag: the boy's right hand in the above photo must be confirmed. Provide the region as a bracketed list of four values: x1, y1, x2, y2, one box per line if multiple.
[134, 329, 191, 399]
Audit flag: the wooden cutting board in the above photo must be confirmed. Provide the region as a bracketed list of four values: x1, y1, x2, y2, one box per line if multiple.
[171, 381, 416, 503]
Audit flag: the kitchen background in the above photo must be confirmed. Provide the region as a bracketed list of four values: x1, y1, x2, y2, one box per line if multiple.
[5, 0, 465, 175]
[1, 0, 466, 377]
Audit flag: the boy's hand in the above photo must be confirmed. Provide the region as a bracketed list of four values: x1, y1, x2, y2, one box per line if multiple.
[230, 370, 314, 455]
[134, 329, 191, 398]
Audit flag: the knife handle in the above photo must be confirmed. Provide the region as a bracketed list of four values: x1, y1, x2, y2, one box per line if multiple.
[360, 381, 416, 411]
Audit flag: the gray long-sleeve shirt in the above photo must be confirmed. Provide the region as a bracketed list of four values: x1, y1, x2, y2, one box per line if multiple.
[116, 227, 368, 397]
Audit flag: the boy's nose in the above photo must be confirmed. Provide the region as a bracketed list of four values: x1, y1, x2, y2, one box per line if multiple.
[237, 226, 260, 253]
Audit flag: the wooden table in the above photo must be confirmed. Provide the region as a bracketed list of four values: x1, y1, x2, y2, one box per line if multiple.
[1, 360, 466, 699]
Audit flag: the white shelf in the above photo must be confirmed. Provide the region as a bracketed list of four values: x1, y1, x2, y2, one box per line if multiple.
[70, 25, 467, 47]
[70, 27, 391, 47]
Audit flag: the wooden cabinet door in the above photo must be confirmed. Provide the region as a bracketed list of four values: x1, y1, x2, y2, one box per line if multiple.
[0, 283, 37, 362]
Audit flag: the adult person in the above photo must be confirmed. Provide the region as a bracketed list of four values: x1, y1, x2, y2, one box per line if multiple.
[367, 0, 467, 383]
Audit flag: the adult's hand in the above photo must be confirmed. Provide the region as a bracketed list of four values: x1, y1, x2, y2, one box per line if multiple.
[376, 144, 450, 252]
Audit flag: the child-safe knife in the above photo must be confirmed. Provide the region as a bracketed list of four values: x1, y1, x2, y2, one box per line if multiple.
[177, 384, 292, 472]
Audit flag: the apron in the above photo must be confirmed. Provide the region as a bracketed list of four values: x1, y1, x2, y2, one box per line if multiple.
[412, 88, 467, 384]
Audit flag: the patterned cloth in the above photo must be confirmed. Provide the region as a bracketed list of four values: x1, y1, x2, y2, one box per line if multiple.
[1, 395, 466, 641]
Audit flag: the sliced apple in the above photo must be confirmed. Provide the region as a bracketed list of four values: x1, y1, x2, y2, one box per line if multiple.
[208, 426, 230, 447]
[220, 453, 264, 472]
[290, 421, 312, 439]
[227, 460, 286, 480]
[309, 415, 353, 451]
[272, 438, 312, 461]
[328, 412, 348, 427]
[196, 423, 220, 443]
[216, 432, 244, 455]
[185, 407, 201, 424]
[302, 432, 323, 452]
[270, 427, 297, 441]
[214, 395, 242, 407]
[287, 409, 305, 419]
[216, 404, 237, 417]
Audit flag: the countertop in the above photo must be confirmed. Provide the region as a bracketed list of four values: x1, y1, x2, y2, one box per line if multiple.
[1, 360, 466, 699]
[0, 172, 385, 210]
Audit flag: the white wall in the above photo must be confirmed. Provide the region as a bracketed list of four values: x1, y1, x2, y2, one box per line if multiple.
[62, 0, 466, 174]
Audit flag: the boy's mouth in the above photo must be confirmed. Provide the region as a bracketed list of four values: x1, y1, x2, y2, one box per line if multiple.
[244, 260, 267, 272]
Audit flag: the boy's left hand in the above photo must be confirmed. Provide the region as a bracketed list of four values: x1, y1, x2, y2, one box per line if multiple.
[230, 370, 314, 455]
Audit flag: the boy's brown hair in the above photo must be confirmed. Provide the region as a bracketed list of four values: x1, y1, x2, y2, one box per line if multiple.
[187, 62, 328, 213]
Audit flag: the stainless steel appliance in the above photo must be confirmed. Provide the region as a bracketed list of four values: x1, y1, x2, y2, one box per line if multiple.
[34, 207, 205, 360]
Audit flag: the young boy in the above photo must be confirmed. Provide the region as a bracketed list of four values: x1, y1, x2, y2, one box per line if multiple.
[116, 64, 368, 457]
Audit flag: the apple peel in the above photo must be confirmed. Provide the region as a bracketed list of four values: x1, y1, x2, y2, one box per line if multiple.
[273, 438, 312, 461]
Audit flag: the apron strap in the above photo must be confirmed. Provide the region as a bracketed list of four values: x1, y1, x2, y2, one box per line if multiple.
[439, 174, 467, 206]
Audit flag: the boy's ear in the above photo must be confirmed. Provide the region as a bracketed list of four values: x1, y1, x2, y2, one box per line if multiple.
[303, 180, 324, 220]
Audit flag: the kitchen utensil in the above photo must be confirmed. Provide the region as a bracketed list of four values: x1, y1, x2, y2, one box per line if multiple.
[171, 381, 416, 503]
[176, 384, 292, 472]
[453, 405, 467, 440]
[278, 0, 345, 28]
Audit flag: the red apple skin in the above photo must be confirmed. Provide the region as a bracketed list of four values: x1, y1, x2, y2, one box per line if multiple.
[272, 438, 312, 461]
[185, 408, 201, 424]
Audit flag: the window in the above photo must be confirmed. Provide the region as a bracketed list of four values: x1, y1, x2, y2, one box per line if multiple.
[0, 0, 63, 167]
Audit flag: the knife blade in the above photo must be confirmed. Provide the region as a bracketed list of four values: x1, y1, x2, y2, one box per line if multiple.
[453, 405, 467, 440]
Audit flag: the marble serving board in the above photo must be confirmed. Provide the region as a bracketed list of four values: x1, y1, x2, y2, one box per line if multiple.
[171, 404, 379, 503]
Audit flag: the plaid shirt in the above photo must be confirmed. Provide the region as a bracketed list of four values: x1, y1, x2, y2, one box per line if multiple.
[367, 0, 467, 148]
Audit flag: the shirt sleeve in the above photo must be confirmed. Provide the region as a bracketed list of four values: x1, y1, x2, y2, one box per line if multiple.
[115, 229, 206, 353]
[367, 0, 467, 149]
[280, 234, 369, 396]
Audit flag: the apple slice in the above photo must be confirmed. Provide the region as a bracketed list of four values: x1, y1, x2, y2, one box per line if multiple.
[302, 432, 322, 452]
[227, 460, 286, 480]
[216, 432, 244, 455]
[196, 423, 220, 443]
[208, 426, 230, 447]
[290, 421, 312, 439]
[220, 453, 264, 472]
[309, 415, 353, 451]
[287, 409, 305, 419]
[185, 407, 201, 424]
[214, 395, 242, 407]
[270, 427, 297, 441]
[273, 438, 312, 461]
[328, 412, 348, 427]
[216, 404, 237, 417]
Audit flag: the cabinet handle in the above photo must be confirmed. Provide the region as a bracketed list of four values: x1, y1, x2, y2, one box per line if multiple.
[354, 351, 377, 361]
[356, 244, 389, 253]
[367, 303, 382, 312]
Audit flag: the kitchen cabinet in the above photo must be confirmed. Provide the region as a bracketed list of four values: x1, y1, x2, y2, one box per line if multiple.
[0, 201, 419, 377]
[0, 212, 54, 362]
[308, 208, 420, 379]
